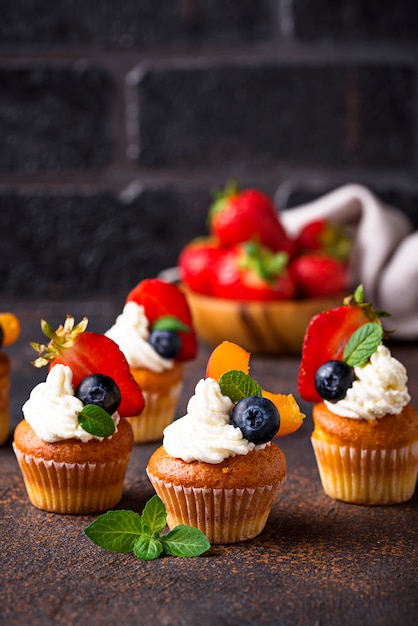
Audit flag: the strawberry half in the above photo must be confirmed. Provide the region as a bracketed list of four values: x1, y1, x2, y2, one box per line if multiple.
[298, 287, 386, 402]
[208, 182, 295, 255]
[126, 278, 197, 361]
[31, 316, 145, 418]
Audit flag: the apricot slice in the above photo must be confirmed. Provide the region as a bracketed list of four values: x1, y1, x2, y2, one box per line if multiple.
[261, 390, 305, 437]
[0, 313, 20, 347]
[206, 341, 250, 380]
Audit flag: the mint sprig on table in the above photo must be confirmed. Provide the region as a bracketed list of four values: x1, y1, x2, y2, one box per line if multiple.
[218, 369, 262, 403]
[343, 322, 383, 367]
[84, 495, 210, 561]
[78, 404, 116, 438]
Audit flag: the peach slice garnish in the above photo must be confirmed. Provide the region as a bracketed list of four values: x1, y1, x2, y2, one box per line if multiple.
[206, 340, 250, 380]
[206, 340, 305, 437]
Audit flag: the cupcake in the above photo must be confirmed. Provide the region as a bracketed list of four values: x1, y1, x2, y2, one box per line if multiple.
[147, 341, 305, 543]
[105, 278, 197, 443]
[298, 285, 418, 505]
[0, 313, 20, 445]
[13, 316, 145, 514]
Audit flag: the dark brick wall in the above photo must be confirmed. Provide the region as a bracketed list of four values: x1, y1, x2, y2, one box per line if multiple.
[1, 0, 418, 297]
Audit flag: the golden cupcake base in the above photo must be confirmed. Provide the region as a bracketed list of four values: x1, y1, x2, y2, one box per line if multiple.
[311, 438, 418, 505]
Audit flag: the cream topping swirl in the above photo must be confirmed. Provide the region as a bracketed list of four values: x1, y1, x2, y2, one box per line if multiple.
[105, 301, 173, 373]
[163, 377, 267, 463]
[324, 344, 410, 420]
[22, 364, 120, 443]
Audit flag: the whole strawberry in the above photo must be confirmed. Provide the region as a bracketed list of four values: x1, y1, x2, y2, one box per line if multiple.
[31, 316, 145, 418]
[208, 181, 295, 255]
[211, 241, 296, 301]
[178, 237, 221, 295]
[290, 253, 348, 298]
[295, 219, 352, 261]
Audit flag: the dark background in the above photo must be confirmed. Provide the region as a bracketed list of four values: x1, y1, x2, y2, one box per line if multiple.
[1, 0, 418, 298]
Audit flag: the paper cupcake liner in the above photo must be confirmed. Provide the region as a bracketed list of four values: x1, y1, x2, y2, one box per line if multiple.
[147, 470, 285, 544]
[311, 438, 418, 505]
[13, 444, 130, 514]
[126, 382, 183, 443]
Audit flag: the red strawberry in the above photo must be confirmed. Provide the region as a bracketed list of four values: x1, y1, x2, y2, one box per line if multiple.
[295, 219, 352, 261]
[209, 182, 295, 255]
[290, 253, 348, 298]
[178, 236, 221, 295]
[31, 316, 145, 418]
[298, 287, 385, 402]
[211, 241, 296, 301]
[126, 278, 197, 361]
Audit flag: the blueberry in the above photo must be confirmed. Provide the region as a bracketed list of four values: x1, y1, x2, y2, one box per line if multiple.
[75, 374, 121, 415]
[230, 395, 280, 445]
[149, 330, 181, 359]
[314, 360, 355, 402]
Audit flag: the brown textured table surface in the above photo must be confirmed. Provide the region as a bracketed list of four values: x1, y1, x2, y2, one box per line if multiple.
[1, 297, 418, 626]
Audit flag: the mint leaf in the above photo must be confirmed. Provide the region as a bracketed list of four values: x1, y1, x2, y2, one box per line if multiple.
[141, 495, 167, 534]
[161, 525, 211, 557]
[133, 535, 164, 561]
[218, 370, 262, 403]
[344, 322, 383, 367]
[78, 404, 116, 437]
[84, 510, 143, 552]
[151, 315, 190, 333]
[84, 496, 211, 561]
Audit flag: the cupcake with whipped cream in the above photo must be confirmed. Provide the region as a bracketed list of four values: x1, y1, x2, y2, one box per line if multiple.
[13, 365, 134, 514]
[105, 278, 197, 443]
[13, 315, 144, 514]
[147, 358, 291, 544]
[298, 287, 418, 505]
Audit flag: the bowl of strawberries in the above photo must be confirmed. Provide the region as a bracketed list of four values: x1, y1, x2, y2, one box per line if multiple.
[175, 182, 351, 354]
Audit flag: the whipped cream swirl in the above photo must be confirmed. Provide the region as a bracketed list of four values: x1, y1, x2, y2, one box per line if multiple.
[105, 301, 173, 373]
[325, 344, 410, 420]
[163, 377, 266, 463]
[22, 364, 120, 443]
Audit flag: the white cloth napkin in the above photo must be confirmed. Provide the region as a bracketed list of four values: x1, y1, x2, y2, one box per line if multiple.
[280, 184, 418, 339]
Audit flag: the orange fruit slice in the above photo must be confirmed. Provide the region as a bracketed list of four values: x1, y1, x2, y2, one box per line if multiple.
[0, 313, 20, 347]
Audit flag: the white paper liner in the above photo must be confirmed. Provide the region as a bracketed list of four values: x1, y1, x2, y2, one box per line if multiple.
[311, 438, 418, 505]
[127, 382, 183, 443]
[13, 444, 129, 514]
[147, 470, 285, 544]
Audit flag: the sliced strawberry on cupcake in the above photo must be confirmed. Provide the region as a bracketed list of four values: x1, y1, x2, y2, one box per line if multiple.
[208, 181, 295, 255]
[298, 285, 389, 402]
[126, 278, 197, 361]
[31, 316, 145, 418]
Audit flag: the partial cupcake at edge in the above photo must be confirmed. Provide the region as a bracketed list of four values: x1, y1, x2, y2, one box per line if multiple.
[297, 285, 418, 505]
[105, 278, 198, 443]
[13, 315, 145, 514]
[147, 340, 306, 544]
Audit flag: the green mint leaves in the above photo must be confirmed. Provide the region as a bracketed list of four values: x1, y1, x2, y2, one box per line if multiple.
[151, 315, 190, 333]
[344, 322, 383, 367]
[84, 495, 210, 561]
[218, 369, 262, 403]
[78, 404, 116, 438]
